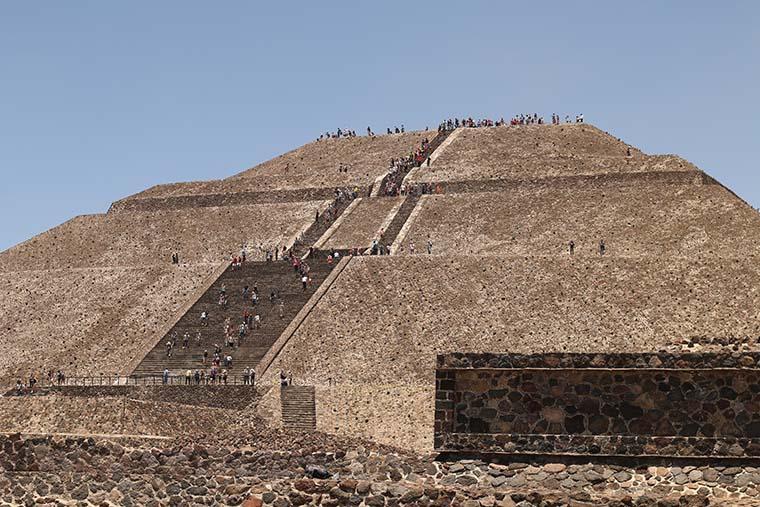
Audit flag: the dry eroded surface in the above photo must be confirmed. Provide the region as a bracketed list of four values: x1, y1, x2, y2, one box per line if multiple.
[0, 265, 214, 381]
[124, 131, 435, 201]
[0, 201, 327, 271]
[401, 184, 760, 258]
[265, 255, 760, 448]
[410, 125, 698, 184]
[0, 396, 236, 437]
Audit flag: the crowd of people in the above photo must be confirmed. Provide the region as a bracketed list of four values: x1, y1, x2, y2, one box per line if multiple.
[167, 365, 258, 385]
[399, 181, 442, 196]
[510, 114, 545, 125]
[318, 124, 414, 142]
[439, 117, 507, 130]
[380, 137, 433, 196]
[192, 266, 289, 371]
[316, 112, 587, 144]
[438, 113, 586, 131]
[177, 193, 359, 382]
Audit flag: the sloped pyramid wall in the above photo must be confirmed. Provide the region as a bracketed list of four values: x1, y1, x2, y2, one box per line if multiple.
[255, 125, 760, 450]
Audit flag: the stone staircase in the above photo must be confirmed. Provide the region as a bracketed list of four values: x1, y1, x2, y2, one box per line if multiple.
[424, 128, 454, 159]
[376, 130, 453, 197]
[380, 195, 420, 249]
[130, 192, 357, 379]
[292, 193, 354, 257]
[280, 385, 316, 431]
[132, 260, 336, 378]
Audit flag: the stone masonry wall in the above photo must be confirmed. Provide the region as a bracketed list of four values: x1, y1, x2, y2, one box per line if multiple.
[435, 353, 760, 458]
[1, 201, 326, 270]
[400, 182, 760, 258]
[110, 187, 350, 213]
[0, 396, 236, 437]
[0, 265, 215, 383]
[410, 124, 697, 184]
[45, 385, 260, 410]
[261, 255, 760, 450]
[3, 433, 760, 505]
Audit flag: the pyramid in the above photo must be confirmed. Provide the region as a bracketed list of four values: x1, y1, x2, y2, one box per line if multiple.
[1, 122, 758, 451]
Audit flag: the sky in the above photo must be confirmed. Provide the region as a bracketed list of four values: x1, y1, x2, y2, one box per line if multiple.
[0, 1, 758, 251]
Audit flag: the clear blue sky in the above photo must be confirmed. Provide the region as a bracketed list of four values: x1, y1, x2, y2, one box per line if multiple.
[1, 2, 758, 251]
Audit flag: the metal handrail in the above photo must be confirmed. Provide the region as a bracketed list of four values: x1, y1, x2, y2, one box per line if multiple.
[7, 373, 257, 389]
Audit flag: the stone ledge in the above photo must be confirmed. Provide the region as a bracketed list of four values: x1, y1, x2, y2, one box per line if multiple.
[110, 186, 369, 213]
[438, 352, 760, 370]
[436, 353, 760, 458]
[437, 433, 760, 459]
[416, 169, 706, 193]
[46, 385, 260, 410]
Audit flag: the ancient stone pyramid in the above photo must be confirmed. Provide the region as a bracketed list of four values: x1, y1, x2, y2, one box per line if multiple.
[1, 122, 758, 450]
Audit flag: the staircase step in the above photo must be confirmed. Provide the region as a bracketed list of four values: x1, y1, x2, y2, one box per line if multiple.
[380, 195, 420, 248]
[280, 386, 316, 431]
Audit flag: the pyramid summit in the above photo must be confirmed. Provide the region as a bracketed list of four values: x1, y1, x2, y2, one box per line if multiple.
[2, 117, 760, 503]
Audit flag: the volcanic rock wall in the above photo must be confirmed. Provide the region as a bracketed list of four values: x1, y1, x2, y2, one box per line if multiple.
[435, 353, 760, 458]
[3, 432, 760, 505]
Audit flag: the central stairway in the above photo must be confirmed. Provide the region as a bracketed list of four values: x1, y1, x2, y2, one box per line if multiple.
[131, 192, 355, 379]
[132, 259, 335, 378]
[280, 385, 316, 431]
[381, 195, 419, 248]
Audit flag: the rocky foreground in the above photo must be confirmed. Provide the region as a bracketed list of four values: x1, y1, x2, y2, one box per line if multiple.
[2, 423, 760, 506]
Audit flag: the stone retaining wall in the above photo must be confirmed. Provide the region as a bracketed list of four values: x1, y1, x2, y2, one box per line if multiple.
[109, 187, 357, 213]
[428, 169, 706, 194]
[2, 434, 760, 505]
[0, 396, 236, 437]
[435, 353, 760, 458]
[43, 385, 260, 409]
[399, 180, 760, 260]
